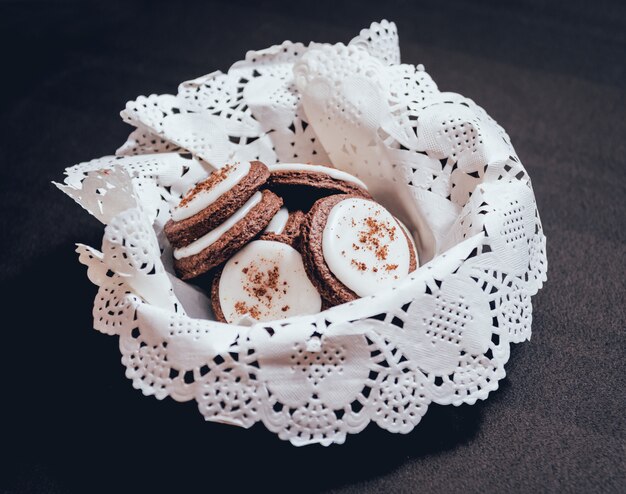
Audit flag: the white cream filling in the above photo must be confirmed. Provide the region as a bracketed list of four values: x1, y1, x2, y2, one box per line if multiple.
[171, 161, 251, 221]
[263, 207, 289, 234]
[269, 163, 368, 190]
[173, 191, 263, 260]
[322, 198, 411, 296]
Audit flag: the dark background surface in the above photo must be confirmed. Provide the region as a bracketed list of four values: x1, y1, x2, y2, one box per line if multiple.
[1, 1, 625, 493]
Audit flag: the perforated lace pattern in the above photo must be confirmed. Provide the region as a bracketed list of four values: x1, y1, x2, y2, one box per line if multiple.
[59, 21, 546, 446]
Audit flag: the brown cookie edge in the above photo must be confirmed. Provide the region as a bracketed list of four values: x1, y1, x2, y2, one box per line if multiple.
[259, 209, 306, 248]
[267, 169, 371, 199]
[300, 194, 361, 307]
[210, 268, 227, 323]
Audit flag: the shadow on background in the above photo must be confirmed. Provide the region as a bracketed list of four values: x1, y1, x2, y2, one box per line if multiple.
[2, 243, 500, 493]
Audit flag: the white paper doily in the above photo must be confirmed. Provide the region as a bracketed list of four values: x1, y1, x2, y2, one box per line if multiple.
[56, 20, 547, 446]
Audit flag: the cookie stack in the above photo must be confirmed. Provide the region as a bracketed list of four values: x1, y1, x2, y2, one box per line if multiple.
[164, 161, 419, 324]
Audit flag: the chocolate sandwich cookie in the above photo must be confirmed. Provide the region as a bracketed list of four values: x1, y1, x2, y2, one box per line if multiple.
[173, 189, 283, 279]
[267, 163, 371, 210]
[164, 160, 270, 249]
[301, 194, 418, 306]
[211, 240, 322, 323]
[259, 207, 306, 247]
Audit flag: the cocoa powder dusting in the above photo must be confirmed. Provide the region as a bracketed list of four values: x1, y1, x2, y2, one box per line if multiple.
[267, 266, 280, 290]
[240, 262, 284, 314]
[351, 259, 367, 271]
[234, 301, 261, 319]
[178, 164, 233, 208]
[376, 244, 389, 261]
[352, 213, 399, 271]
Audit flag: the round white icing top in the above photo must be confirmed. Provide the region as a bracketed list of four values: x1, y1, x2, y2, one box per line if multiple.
[173, 191, 262, 260]
[263, 207, 289, 234]
[171, 161, 250, 221]
[219, 240, 322, 323]
[269, 163, 368, 190]
[322, 198, 411, 297]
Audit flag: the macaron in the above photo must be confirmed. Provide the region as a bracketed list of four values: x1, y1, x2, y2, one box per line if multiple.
[267, 163, 371, 210]
[164, 160, 270, 249]
[211, 240, 322, 323]
[300, 194, 418, 306]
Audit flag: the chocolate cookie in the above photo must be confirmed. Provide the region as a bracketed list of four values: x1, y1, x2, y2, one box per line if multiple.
[173, 189, 283, 279]
[164, 160, 270, 249]
[211, 240, 322, 323]
[300, 194, 418, 306]
[267, 163, 371, 211]
[259, 208, 306, 247]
